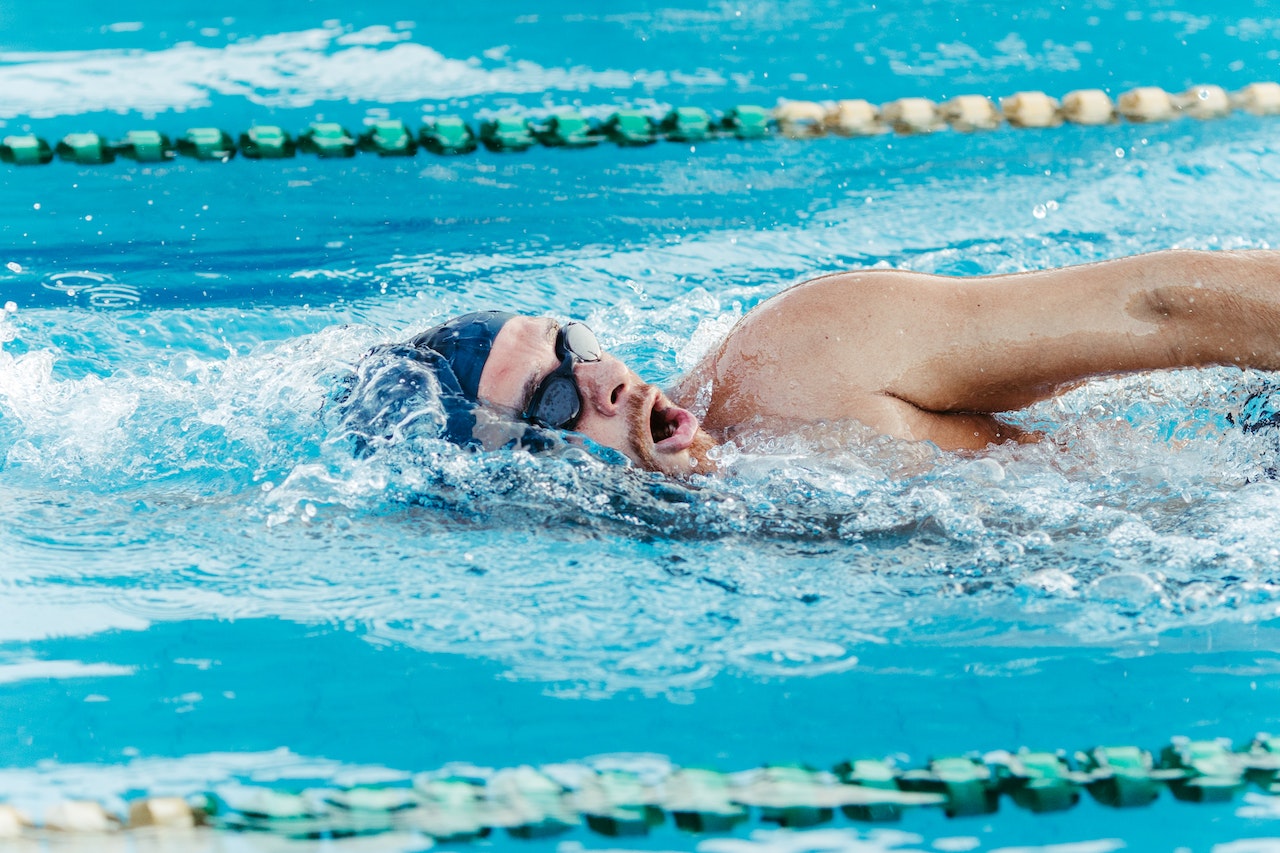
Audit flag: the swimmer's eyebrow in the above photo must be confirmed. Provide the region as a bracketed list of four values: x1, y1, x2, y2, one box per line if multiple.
[515, 320, 560, 411]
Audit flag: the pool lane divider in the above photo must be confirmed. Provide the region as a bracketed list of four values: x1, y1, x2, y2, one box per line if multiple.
[3, 82, 1280, 166]
[2, 734, 1280, 841]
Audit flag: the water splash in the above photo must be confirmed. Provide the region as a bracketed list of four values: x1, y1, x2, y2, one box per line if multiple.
[4, 231, 1280, 694]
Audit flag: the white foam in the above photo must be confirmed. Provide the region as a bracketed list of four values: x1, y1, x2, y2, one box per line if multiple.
[0, 23, 726, 119]
[0, 659, 135, 685]
[0, 600, 149, 643]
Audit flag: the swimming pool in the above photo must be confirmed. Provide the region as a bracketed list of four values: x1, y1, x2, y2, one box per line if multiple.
[4, 1, 1280, 849]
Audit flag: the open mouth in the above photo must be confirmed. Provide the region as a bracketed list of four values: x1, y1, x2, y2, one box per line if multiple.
[647, 393, 699, 452]
[650, 405, 678, 443]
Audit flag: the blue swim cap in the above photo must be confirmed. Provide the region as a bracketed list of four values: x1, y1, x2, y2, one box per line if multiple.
[340, 311, 522, 451]
[409, 311, 515, 401]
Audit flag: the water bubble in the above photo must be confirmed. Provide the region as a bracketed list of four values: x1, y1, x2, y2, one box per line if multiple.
[1088, 572, 1167, 614]
[1032, 204, 1047, 219]
[960, 458, 1005, 483]
[1020, 568, 1078, 596]
[1178, 582, 1218, 611]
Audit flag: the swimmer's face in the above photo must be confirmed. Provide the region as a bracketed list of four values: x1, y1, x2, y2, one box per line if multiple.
[477, 315, 719, 476]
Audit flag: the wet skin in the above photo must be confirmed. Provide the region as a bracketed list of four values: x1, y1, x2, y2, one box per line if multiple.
[477, 250, 1280, 472]
[477, 316, 719, 476]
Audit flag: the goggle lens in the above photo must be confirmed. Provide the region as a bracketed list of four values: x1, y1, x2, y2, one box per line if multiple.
[559, 322, 602, 362]
[523, 323, 601, 430]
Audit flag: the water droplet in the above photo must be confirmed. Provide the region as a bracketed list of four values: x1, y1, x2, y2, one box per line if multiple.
[1033, 204, 1047, 219]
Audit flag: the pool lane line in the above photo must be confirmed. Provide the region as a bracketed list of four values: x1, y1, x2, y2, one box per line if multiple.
[2, 82, 1279, 165]
[1, 734, 1278, 841]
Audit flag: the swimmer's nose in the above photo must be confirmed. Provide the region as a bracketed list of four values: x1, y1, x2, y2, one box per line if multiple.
[575, 354, 633, 417]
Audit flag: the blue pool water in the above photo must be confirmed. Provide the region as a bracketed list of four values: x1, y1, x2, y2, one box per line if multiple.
[5, 2, 1280, 850]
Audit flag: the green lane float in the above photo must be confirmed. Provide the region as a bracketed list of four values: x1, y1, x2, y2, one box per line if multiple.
[479, 116, 536, 151]
[720, 104, 771, 139]
[660, 106, 713, 141]
[1077, 744, 1168, 808]
[664, 768, 749, 833]
[7, 80, 1280, 167]
[360, 119, 417, 156]
[749, 766, 836, 828]
[899, 755, 999, 818]
[577, 769, 664, 837]
[833, 758, 902, 822]
[1246, 733, 1280, 791]
[533, 112, 597, 147]
[991, 750, 1083, 813]
[55, 132, 113, 164]
[1, 134, 54, 165]
[177, 127, 235, 161]
[239, 125, 296, 158]
[601, 110, 658, 146]
[298, 122, 355, 158]
[117, 129, 173, 162]
[419, 116, 476, 155]
[1, 731, 1280, 843]
[1160, 739, 1250, 803]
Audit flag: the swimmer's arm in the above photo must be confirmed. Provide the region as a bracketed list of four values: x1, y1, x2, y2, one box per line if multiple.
[879, 249, 1280, 413]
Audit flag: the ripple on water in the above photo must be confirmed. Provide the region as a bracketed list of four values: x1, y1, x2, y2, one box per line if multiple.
[0, 489, 161, 560]
[730, 638, 860, 677]
[42, 271, 141, 309]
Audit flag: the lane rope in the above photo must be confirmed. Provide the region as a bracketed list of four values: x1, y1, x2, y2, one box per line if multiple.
[3, 733, 1280, 841]
[2, 83, 1279, 166]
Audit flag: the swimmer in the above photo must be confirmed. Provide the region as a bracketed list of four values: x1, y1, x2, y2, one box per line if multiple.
[345, 249, 1280, 476]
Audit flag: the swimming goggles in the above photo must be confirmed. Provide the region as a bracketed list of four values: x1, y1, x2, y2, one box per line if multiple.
[521, 322, 602, 430]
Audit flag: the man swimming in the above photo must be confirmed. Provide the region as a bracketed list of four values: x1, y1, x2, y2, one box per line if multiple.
[344, 249, 1280, 477]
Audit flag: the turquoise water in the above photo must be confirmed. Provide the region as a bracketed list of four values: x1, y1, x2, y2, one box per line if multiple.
[5, 2, 1280, 850]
